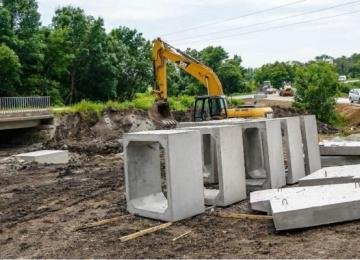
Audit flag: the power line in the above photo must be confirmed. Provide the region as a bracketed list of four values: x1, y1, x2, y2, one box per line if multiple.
[171, 9, 360, 46]
[168, 0, 360, 43]
[161, 0, 307, 37]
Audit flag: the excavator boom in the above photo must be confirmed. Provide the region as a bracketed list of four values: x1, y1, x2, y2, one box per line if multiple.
[149, 38, 273, 126]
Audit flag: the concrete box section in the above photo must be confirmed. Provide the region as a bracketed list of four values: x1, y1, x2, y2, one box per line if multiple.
[15, 150, 69, 164]
[271, 183, 360, 231]
[182, 125, 246, 206]
[299, 164, 360, 186]
[180, 118, 286, 191]
[280, 117, 305, 184]
[124, 130, 205, 222]
[300, 115, 321, 175]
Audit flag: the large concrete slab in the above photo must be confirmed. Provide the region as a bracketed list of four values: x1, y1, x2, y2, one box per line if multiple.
[124, 129, 205, 222]
[321, 155, 360, 167]
[280, 117, 305, 184]
[300, 115, 321, 175]
[271, 183, 360, 231]
[15, 150, 69, 164]
[250, 186, 306, 214]
[320, 141, 360, 156]
[299, 164, 360, 186]
[182, 125, 246, 206]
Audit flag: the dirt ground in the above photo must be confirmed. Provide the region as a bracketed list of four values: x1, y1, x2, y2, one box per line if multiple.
[2, 106, 360, 258]
[2, 150, 360, 258]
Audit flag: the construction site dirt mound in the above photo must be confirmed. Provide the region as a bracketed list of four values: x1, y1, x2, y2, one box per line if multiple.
[272, 105, 338, 134]
[336, 104, 360, 127]
[47, 109, 155, 154]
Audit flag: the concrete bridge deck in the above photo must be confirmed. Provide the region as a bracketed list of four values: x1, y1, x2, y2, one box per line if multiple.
[0, 97, 53, 131]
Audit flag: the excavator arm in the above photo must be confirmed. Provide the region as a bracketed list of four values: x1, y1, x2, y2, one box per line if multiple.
[152, 38, 224, 100]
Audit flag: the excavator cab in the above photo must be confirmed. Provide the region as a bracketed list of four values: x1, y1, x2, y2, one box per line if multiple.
[193, 96, 228, 121]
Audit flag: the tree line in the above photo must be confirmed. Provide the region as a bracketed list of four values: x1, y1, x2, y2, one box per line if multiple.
[1, 0, 359, 114]
[0, 0, 249, 105]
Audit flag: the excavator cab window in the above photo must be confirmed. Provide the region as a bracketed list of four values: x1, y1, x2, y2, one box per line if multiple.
[193, 96, 228, 121]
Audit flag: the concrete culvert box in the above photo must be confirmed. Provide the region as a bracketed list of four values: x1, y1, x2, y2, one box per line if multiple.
[124, 130, 205, 221]
[181, 125, 247, 206]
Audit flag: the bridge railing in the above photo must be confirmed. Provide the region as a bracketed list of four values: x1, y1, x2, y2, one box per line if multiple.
[0, 96, 51, 115]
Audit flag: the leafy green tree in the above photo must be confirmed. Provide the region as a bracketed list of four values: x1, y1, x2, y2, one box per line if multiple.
[2, 0, 45, 95]
[109, 27, 152, 101]
[218, 55, 246, 94]
[255, 62, 295, 88]
[0, 44, 21, 96]
[294, 61, 339, 123]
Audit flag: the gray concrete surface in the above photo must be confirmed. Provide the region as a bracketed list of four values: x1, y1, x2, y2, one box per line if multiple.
[124, 130, 205, 222]
[180, 118, 286, 191]
[299, 164, 360, 186]
[250, 186, 306, 214]
[321, 155, 360, 167]
[183, 125, 246, 206]
[281, 117, 305, 184]
[251, 182, 360, 230]
[0, 112, 53, 131]
[271, 183, 360, 231]
[320, 141, 360, 156]
[16, 150, 69, 164]
[300, 115, 321, 175]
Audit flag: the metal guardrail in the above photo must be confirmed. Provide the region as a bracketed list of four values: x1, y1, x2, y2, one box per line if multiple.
[0, 96, 51, 114]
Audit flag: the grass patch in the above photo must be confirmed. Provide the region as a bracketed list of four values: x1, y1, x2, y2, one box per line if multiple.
[54, 93, 195, 117]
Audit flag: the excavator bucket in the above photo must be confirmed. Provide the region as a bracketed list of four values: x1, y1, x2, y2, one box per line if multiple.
[148, 100, 178, 129]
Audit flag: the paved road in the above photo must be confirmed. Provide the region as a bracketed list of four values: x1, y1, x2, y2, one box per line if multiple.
[233, 93, 354, 105]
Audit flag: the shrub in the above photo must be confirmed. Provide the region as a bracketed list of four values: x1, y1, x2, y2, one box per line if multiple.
[294, 61, 339, 124]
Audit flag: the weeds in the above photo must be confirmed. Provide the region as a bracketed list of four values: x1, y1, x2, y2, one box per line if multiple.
[54, 93, 194, 117]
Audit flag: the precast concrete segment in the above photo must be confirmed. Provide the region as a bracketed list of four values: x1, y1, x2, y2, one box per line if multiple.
[15, 150, 69, 164]
[181, 125, 246, 206]
[280, 117, 305, 184]
[124, 130, 205, 222]
[260, 120, 286, 189]
[250, 186, 307, 214]
[299, 164, 360, 186]
[300, 115, 321, 175]
[180, 125, 220, 184]
[321, 155, 360, 167]
[179, 118, 253, 128]
[319, 141, 360, 156]
[180, 118, 286, 190]
[271, 183, 360, 231]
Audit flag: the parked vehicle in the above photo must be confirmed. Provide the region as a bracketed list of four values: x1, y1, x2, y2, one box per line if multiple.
[349, 89, 360, 103]
[339, 75, 347, 82]
[262, 81, 277, 94]
[279, 87, 294, 97]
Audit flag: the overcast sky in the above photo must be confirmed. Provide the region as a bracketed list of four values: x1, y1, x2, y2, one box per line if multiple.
[37, 0, 360, 67]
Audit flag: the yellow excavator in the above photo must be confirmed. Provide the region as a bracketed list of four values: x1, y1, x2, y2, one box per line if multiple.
[149, 38, 273, 127]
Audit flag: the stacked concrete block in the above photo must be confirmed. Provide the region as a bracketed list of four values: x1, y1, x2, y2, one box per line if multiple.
[182, 125, 246, 206]
[300, 115, 321, 175]
[124, 129, 205, 221]
[280, 117, 305, 184]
